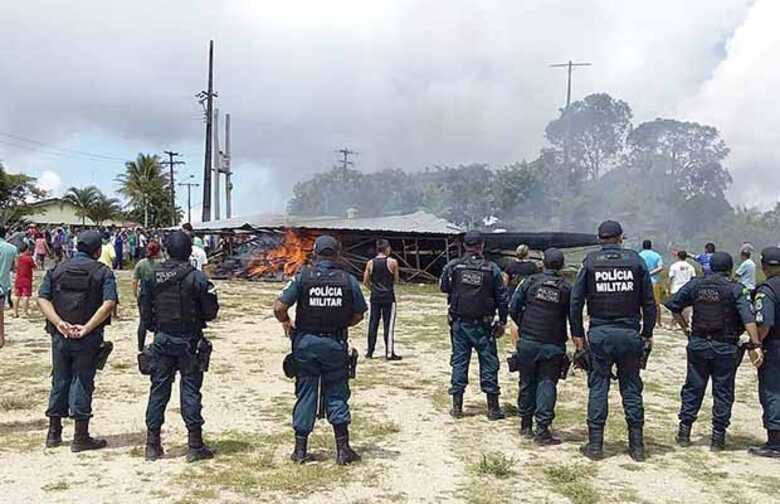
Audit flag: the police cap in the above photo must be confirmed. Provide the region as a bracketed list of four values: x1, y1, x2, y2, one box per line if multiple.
[597, 220, 623, 239]
[761, 246, 780, 266]
[463, 230, 484, 247]
[710, 251, 733, 273]
[543, 248, 565, 270]
[314, 235, 339, 256]
[166, 230, 193, 261]
[76, 230, 103, 255]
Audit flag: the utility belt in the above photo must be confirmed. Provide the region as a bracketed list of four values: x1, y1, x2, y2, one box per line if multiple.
[691, 332, 739, 344]
[296, 327, 348, 340]
[449, 314, 493, 326]
[137, 336, 212, 375]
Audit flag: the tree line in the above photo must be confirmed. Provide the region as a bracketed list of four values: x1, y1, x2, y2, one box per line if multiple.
[0, 153, 182, 228]
[288, 92, 777, 252]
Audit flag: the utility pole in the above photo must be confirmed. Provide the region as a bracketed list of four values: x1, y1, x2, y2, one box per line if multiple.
[224, 113, 233, 219]
[178, 178, 200, 224]
[161, 150, 185, 226]
[213, 108, 221, 221]
[197, 40, 217, 222]
[336, 147, 358, 172]
[549, 60, 591, 108]
[549, 60, 591, 190]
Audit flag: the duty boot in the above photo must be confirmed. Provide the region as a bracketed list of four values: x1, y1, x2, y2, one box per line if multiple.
[676, 422, 692, 447]
[290, 434, 309, 464]
[748, 430, 780, 458]
[628, 426, 645, 462]
[45, 417, 63, 448]
[711, 429, 726, 452]
[519, 416, 534, 438]
[145, 429, 164, 461]
[333, 424, 361, 465]
[580, 427, 604, 460]
[71, 419, 107, 452]
[185, 427, 214, 463]
[387, 354, 403, 361]
[534, 427, 562, 446]
[486, 393, 506, 421]
[450, 393, 464, 419]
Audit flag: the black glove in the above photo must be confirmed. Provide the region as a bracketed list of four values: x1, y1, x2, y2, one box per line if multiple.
[573, 347, 591, 373]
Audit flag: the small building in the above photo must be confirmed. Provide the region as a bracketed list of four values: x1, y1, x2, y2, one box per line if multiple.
[24, 198, 125, 227]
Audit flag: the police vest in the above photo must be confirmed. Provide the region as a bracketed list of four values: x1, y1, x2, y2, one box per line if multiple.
[295, 266, 354, 333]
[585, 248, 643, 319]
[691, 275, 744, 339]
[151, 261, 200, 335]
[519, 274, 569, 345]
[50, 259, 109, 332]
[759, 275, 780, 341]
[450, 257, 497, 320]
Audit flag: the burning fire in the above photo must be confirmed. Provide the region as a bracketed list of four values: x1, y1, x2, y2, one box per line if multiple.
[247, 229, 315, 279]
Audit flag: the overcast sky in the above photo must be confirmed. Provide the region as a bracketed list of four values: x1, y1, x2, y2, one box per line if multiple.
[1, 0, 777, 220]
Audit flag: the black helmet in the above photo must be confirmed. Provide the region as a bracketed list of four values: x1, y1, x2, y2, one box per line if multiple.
[543, 248, 565, 270]
[710, 251, 733, 273]
[166, 230, 193, 261]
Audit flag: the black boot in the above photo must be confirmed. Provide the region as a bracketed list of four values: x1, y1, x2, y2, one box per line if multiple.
[45, 417, 63, 448]
[334, 424, 361, 465]
[628, 426, 645, 462]
[71, 419, 107, 452]
[534, 426, 562, 446]
[145, 429, 164, 461]
[185, 427, 214, 463]
[676, 422, 692, 447]
[486, 393, 506, 421]
[711, 429, 726, 452]
[290, 434, 309, 464]
[519, 417, 533, 438]
[450, 393, 464, 419]
[580, 427, 604, 460]
[749, 430, 780, 458]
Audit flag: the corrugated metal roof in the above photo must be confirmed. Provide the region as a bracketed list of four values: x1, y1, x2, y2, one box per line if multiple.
[192, 210, 462, 235]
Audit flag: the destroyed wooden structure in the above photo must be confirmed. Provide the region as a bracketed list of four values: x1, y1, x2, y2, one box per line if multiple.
[193, 211, 601, 282]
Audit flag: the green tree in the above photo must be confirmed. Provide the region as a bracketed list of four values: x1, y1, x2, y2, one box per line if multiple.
[86, 191, 123, 225]
[62, 185, 100, 225]
[117, 153, 180, 227]
[0, 163, 46, 225]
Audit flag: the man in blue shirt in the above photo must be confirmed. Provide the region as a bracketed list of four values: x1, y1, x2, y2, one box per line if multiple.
[639, 240, 664, 329]
[38, 230, 117, 452]
[735, 247, 757, 296]
[0, 225, 18, 310]
[274, 235, 367, 465]
[695, 243, 716, 277]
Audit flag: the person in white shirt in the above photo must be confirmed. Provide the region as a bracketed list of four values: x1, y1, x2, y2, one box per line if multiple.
[189, 236, 209, 273]
[668, 250, 697, 326]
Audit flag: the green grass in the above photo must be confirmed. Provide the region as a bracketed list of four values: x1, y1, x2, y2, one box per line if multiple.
[543, 463, 599, 504]
[471, 452, 517, 479]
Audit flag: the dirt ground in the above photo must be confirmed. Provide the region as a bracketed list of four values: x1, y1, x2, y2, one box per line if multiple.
[1, 271, 779, 504]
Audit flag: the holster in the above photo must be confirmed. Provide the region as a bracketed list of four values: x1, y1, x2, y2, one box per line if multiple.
[95, 340, 114, 370]
[506, 352, 520, 373]
[573, 347, 591, 373]
[559, 353, 572, 380]
[196, 337, 213, 372]
[348, 348, 358, 379]
[639, 339, 652, 370]
[283, 353, 297, 379]
[137, 346, 154, 375]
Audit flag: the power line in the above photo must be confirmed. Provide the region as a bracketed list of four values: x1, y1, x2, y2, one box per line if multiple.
[0, 131, 127, 161]
[0, 138, 126, 165]
[161, 151, 185, 226]
[549, 60, 591, 109]
[336, 147, 358, 171]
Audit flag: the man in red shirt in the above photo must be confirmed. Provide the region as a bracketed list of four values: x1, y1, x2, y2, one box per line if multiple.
[14, 243, 35, 318]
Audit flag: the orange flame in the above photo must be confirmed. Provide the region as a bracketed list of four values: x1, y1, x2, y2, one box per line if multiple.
[247, 229, 315, 278]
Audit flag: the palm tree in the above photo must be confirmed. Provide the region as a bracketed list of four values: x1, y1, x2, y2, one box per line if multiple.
[86, 192, 123, 226]
[116, 153, 169, 227]
[62, 186, 100, 225]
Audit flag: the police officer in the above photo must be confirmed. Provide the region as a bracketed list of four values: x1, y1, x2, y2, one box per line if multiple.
[509, 248, 570, 445]
[273, 235, 367, 465]
[440, 230, 509, 420]
[38, 230, 117, 451]
[748, 246, 780, 458]
[570, 220, 656, 461]
[139, 231, 219, 463]
[665, 252, 760, 451]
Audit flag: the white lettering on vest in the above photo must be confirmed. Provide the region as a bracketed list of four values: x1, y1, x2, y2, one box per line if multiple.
[308, 285, 344, 307]
[594, 268, 635, 293]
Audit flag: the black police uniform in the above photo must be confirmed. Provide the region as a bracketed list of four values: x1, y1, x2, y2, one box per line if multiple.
[570, 221, 656, 460]
[40, 231, 117, 452]
[664, 257, 754, 449]
[510, 264, 570, 442]
[749, 247, 780, 457]
[440, 232, 509, 420]
[139, 253, 218, 462]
